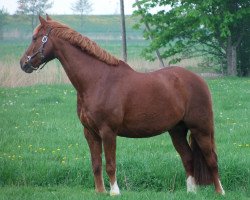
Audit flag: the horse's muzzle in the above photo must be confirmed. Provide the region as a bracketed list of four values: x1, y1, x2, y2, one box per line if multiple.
[20, 60, 34, 73]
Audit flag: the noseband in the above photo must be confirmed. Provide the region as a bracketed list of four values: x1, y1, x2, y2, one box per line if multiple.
[25, 28, 52, 71]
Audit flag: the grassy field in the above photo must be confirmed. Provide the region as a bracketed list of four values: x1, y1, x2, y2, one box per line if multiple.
[0, 78, 249, 199]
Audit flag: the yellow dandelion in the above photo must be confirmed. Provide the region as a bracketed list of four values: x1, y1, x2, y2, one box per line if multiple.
[62, 160, 65, 164]
[246, 144, 249, 147]
[57, 148, 60, 151]
[18, 145, 21, 148]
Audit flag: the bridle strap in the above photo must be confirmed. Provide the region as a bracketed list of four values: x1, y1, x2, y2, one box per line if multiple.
[25, 28, 52, 71]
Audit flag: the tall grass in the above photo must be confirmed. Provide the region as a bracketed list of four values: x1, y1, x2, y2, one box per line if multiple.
[0, 78, 249, 199]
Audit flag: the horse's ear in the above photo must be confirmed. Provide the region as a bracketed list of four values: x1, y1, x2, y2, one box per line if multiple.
[46, 14, 52, 21]
[39, 15, 47, 26]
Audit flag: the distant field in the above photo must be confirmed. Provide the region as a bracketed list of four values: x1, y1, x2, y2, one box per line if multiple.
[0, 15, 146, 61]
[0, 15, 220, 88]
[0, 78, 249, 199]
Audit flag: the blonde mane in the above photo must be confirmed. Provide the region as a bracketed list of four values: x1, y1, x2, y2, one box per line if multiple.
[45, 21, 120, 66]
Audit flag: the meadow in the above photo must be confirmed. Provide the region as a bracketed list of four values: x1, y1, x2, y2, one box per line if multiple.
[0, 78, 249, 199]
[0, 15, 249, 199]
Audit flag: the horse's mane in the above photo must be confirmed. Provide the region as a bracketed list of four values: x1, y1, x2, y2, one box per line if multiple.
[42, 20, 120, 66]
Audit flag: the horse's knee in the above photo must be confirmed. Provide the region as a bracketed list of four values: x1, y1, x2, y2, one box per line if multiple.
[106, 162, 116, 176]
[92, 164, 102, 176]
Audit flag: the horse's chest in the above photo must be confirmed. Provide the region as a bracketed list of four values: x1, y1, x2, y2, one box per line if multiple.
[79, 108, 98, 131]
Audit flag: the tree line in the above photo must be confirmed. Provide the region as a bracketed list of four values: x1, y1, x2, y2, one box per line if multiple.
[0, 0, 249, 76]
[0, 0, 92, 31]
[133, 0, 250, 76]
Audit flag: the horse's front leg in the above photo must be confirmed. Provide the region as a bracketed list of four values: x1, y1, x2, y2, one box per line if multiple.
[84, 127, 106, 193]
[100, 126, 120, 196]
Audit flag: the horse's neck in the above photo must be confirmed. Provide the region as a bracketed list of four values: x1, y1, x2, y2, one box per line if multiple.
[54, 39, 111, 93]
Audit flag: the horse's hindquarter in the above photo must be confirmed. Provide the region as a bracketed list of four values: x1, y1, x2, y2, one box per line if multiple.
[118, 68, 187, 138]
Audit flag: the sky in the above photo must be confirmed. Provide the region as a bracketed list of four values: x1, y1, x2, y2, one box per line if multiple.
[0, 0, 137, 15]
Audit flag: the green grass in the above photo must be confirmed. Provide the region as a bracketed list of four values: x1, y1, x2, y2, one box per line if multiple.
[0, 78, 249, 199]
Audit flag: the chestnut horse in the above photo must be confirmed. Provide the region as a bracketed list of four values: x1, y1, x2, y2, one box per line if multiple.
[20, 15, 225, 195]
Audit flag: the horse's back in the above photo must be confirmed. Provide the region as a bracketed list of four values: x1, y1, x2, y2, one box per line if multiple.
[118, 66, 213, 137]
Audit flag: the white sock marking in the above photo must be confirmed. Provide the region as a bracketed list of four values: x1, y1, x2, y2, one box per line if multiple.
[110, 180, 120, 196]
[218, 179, 225, 195]
[187, 176, 197, 193]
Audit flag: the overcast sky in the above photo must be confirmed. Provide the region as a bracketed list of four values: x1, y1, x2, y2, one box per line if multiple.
[0, 0, 137, 15]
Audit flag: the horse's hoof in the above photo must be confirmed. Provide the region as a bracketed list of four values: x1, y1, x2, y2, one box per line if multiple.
[217, 189, 225, 196]
[110, 191, 121, 196]
[110, 181, 120, 196]
[187, 176, 197, 194]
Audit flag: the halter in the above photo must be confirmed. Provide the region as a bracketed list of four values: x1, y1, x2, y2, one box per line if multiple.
[25, 28, 52, 72]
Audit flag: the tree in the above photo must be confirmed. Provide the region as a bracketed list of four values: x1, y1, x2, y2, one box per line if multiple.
[133, 0, 250, 76]
[134, 0, 164, 67]
[237, 18, 250, 76]
[71, 0, 92, 32]
[0, 7, 8, 40]
[16, 0, 53, 30]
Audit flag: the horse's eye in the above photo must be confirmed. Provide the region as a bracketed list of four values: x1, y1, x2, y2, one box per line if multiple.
[32, 36, 37, 42]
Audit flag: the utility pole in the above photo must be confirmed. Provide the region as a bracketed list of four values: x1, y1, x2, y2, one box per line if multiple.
[120, 0, 127, 62]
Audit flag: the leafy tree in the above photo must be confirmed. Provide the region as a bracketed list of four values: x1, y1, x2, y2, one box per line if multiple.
[0, 7, 8, 40]
[133, 0, 250, 76]
[71, 0, 92, 32]
[16, 0, 53, 30]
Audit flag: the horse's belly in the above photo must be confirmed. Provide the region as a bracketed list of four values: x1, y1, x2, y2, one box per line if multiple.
[118, 127, 167, 138]
[118, 112, 180, 138]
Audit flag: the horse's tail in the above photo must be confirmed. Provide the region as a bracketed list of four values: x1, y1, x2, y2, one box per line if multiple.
[190, 134, 215, 185]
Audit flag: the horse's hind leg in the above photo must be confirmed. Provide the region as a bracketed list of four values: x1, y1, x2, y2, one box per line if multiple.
[169, 122, 196, 193]
[190, 128, 225, 195]
[84, 128, 106, 193]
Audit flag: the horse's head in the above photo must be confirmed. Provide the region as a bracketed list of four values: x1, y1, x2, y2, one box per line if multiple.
[20, 15, 55, 73]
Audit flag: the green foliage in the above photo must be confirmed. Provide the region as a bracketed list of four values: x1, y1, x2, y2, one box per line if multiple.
[0, 78, 249, 199]
[133, 0, 250, 76]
